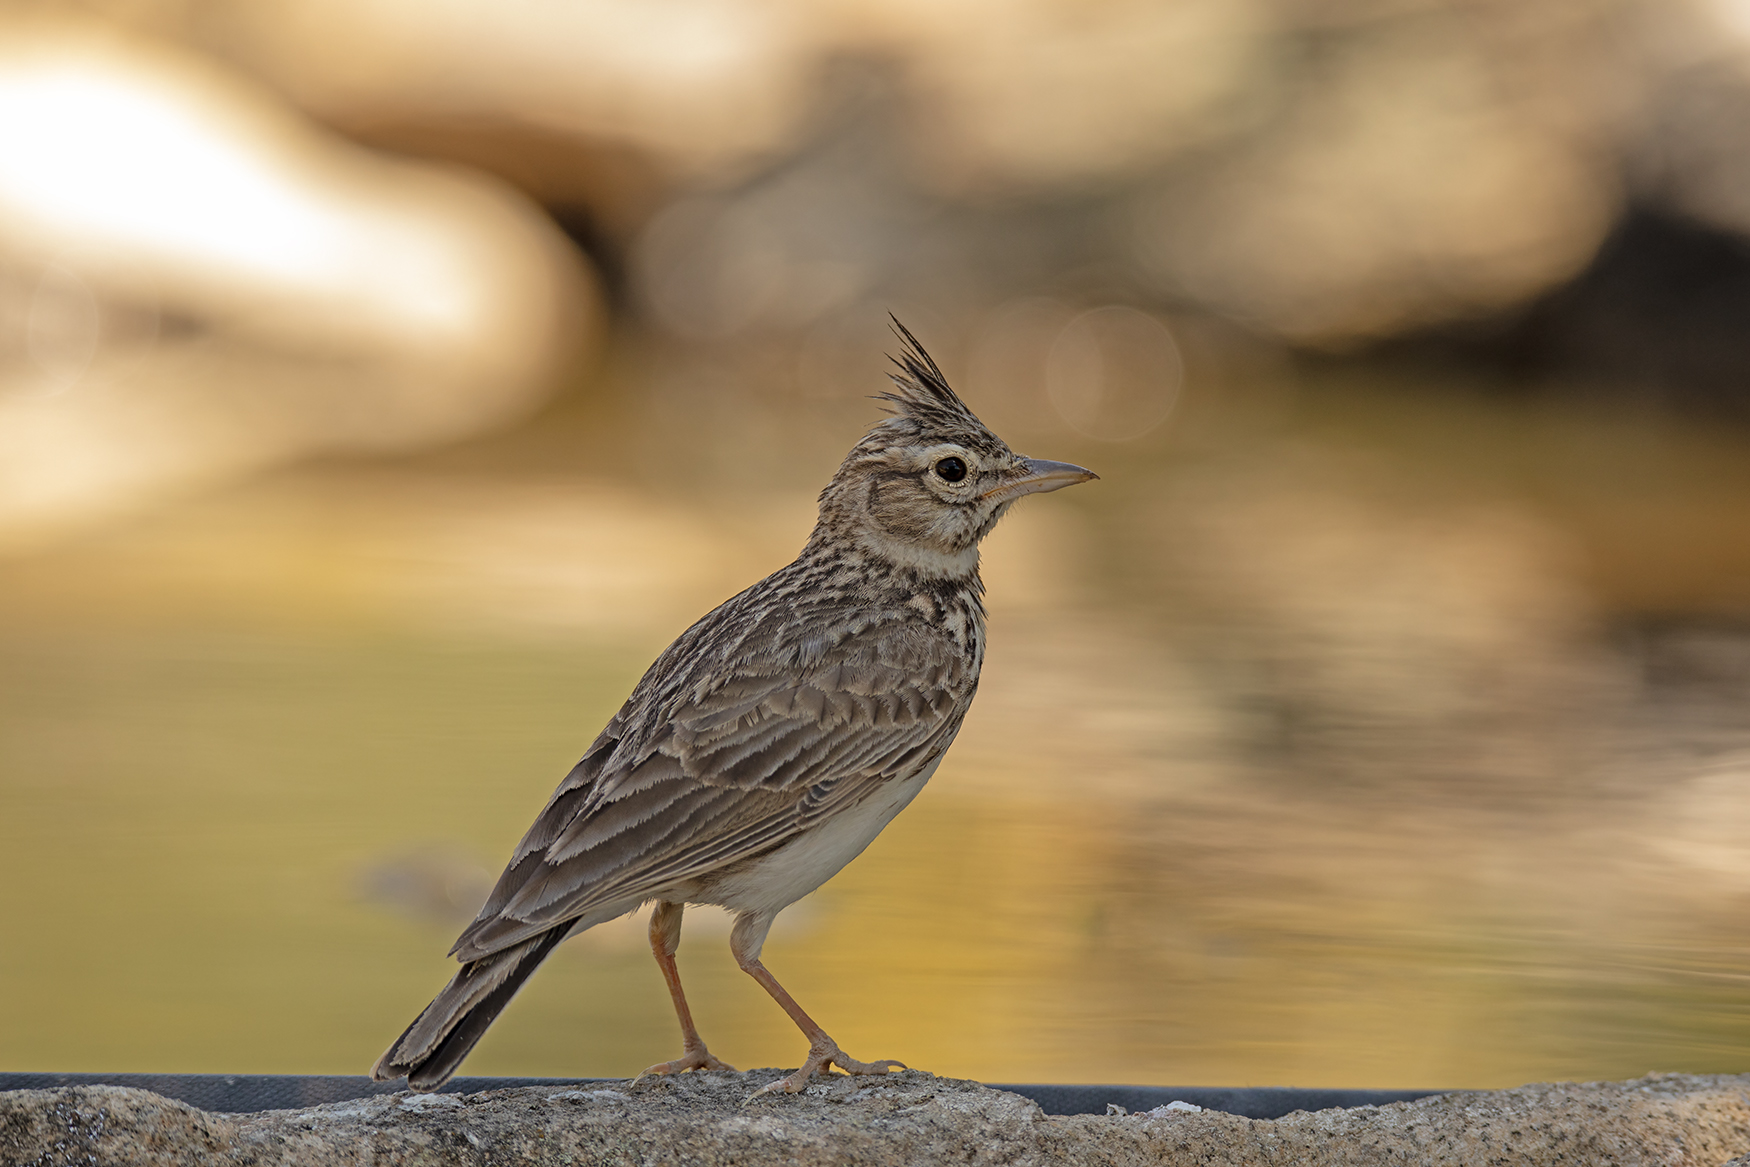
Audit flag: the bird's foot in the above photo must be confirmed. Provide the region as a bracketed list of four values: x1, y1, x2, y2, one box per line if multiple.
[632, 1044, 737, 1084]
[746, 1036, 905, 1100]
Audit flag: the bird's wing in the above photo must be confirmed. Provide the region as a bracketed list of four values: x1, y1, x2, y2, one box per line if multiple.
[450, 620, 969, 961]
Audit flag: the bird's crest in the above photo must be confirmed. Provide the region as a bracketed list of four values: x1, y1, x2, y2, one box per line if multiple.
[876, 317, 987, 436]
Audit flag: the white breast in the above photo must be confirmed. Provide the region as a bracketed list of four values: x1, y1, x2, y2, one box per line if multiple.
[700, 756, 944, 919]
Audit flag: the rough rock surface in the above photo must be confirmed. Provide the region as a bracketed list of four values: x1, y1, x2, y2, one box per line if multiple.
[4, 1069, 1749, 1166]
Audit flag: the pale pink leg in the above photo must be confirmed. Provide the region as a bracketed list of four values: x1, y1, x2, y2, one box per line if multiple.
[634, 901, 735, 1079]
[730, 912, 904, 1097]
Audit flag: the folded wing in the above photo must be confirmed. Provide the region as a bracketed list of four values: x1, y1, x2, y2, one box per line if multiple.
[451, 619, 969, 961]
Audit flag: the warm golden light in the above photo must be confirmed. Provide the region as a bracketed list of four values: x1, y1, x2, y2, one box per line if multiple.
[0, 62, 371, 302]
[2, 0, 1750, 1099]
[0, 20, 595, 552]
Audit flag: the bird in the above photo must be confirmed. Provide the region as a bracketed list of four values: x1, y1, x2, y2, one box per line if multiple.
[371, 322, 1097, 1097]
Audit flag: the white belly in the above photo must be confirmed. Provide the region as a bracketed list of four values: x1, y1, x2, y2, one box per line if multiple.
[700, 757, 942, 918]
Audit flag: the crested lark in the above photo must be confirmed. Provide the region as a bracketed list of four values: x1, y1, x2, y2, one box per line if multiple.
[372, 323, 1096, 1096]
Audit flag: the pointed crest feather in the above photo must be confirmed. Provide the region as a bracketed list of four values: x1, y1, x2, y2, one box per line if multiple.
[876, 316, 984, 433]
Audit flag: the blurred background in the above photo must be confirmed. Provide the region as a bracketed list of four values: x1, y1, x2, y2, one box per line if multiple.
[3, 0, 1750, 1090]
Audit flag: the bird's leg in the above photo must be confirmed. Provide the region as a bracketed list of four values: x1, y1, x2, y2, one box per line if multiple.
[731, 911, 904, 1098]
[634, 901, 735, 1079]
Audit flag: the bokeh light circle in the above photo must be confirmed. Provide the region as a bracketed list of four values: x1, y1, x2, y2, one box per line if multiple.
[1044, 305, 1182, 441]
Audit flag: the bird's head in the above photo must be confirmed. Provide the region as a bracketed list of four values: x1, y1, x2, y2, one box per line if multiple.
[812, 322, 1097, 579]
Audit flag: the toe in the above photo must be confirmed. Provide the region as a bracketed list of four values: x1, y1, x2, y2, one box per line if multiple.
[630, 1062, 672, 1086]
[830, 1055, 906, 1077]
[745, 1054, 829, 1101]
[632, 1048, 738, 1084]
[742, 1037, 904, 1102]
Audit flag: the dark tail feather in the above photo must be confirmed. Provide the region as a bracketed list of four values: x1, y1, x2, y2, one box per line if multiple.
[372, 925, 570, 1091]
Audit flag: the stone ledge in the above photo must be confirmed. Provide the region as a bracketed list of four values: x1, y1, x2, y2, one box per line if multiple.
[3, 1069, 1748, 1166]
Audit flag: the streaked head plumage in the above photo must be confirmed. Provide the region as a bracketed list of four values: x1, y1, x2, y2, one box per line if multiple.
[811, 319, 1096, 577]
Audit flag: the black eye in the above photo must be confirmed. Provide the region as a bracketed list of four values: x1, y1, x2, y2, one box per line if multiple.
[934, 456, 968, 483]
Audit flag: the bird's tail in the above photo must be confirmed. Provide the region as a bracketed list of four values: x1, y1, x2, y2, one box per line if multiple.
[371, 925, 570, 1091]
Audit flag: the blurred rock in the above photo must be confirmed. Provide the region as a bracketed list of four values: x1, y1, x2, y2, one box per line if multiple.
[72, 0, 1682, 352]
[5, 1072, 1750, 1166]
[92, 0, 1274, 197]
[150, 0, 828, 182]
[1648, 0, 1750, 237]
[1127, 7, 1627, 345]
[0, 18, 597, 552]
[889, 0, 1270, 192]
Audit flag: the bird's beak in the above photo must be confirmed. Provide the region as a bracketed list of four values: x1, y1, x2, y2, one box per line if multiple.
[981, 458, 1099, 505]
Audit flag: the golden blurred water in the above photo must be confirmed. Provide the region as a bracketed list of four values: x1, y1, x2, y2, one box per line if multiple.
[3, 361, 1750, 1087]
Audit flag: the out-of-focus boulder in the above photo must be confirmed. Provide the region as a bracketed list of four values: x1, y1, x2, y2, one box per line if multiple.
[1127, 8, 1628, 345]
[882, 0, 1270, 192]
[166, 0, 827, 186]
[618, 0, 1644, 351]
[0, 18, 596, 552]
[54, 0, 1750, 353]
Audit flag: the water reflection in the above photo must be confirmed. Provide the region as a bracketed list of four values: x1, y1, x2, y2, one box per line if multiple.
[1, 360, 1748, 1086]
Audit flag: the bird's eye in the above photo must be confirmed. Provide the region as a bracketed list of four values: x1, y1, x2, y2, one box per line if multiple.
[934, 456, 968, 483]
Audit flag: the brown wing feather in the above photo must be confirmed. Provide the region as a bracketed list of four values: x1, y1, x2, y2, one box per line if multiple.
[450, 618, 970, 962]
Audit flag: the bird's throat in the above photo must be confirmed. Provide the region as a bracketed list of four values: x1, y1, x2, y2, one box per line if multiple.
[850, 523, 980, 581]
